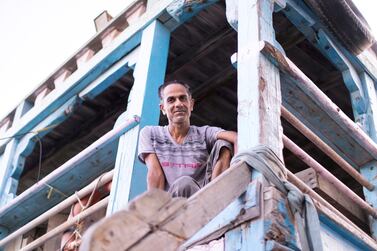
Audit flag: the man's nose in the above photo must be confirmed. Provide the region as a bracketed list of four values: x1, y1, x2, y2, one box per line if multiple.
[174, 99, 184, 106]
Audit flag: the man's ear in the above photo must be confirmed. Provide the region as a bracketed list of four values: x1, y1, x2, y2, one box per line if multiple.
[190, 98, 195, 111]
[160, 103, 166, 115]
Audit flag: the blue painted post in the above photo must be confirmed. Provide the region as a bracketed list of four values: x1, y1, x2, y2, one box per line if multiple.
[355, 72, 377, 239]
[107, 20, 170, 215]
[0, 139, 18, 206]
[225, 0, 298, 250]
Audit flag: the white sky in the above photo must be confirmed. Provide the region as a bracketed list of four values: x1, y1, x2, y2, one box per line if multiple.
[0, 0, 376, 121]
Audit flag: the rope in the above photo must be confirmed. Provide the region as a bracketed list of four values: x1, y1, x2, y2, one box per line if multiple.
[231, 145, 323, 251]
[61, 174, 106, 251]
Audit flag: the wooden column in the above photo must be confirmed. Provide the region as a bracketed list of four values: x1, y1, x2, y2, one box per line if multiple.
[0, 139, 18, 206]
[225, 0, 298, 250]
[356, 72, 377, 239]
[107, 20, 170, 215]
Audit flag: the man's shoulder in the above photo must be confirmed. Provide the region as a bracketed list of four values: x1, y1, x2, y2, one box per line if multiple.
[140, 125, 166, 136]
[190, 125, 222, 133]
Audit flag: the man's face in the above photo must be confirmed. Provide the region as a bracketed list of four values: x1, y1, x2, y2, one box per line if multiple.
[160, 83, 194, 125]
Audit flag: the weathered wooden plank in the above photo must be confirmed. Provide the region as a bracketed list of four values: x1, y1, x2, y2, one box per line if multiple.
[287, 169, 377, 250]
[166, 0, 218, 24]
[161, 162, 251, 239]
[13, 100, 33, 125]
[130, 230, 181, 251]
[358, 72, 377, 239]
[283, 0, 377, 83]
[0, 118, 139, 232]
[295, 168, 368, 230]
[261, 40, 377, 167]
[81, 161, 252, 251]
[107, 20, 170, 214]
[225, 0, 289, 249]
[78, 46, 137, 100]
[281, 106, 374, 190]
[0, 0, 176, 153]
[182, 181, 261, 249]
[0, 139, 18, 206]
[125, 188, 172, 222]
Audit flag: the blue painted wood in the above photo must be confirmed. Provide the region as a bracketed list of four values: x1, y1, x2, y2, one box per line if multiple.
[283, 0, 377, 82]
[261, 46, 376, 168]
[0, 139, 18, 206]
[11, 97, 80, 182]
[13, 100, 33, 124]
[0, 0, 178, 155]
[225, 0, 294, 249]
[79, 55, 132, 101]
[183, 182, 260, 248]
[319, 212, 376, 251]
[224, 208, 265, 251]
[107, 20, 170, 215]
[0, 119, 138, 232]
[353, 73, 377, 239]
[280, 75, 373, 167]
[283, 1, 367, 117]
[315, 30, 366, 115]
[0, 32, 142, 154]
[166, 0, 218, 24]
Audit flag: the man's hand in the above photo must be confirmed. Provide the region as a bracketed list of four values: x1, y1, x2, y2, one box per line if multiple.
[144, 153, 165, 190]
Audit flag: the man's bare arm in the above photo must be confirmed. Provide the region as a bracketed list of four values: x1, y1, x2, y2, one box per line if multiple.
[217, 131, 238, 154]
[144, 153, 165, 190]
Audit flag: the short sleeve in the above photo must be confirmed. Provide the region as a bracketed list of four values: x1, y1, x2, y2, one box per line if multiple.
[204, 126, 224, 147]
[137, 126, 155, 163]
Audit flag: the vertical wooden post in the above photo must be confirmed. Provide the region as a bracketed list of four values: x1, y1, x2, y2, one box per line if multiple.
[225, 0, 297, 250]
[107, 20, 170, 215]
[355, 72, 377, 239]
[0, 139, 18, 206]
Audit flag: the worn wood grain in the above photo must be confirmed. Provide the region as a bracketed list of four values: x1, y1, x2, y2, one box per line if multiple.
[80, 161, 251, 251]
[295, 167, 368, 230]
[161, 161, 251, 239]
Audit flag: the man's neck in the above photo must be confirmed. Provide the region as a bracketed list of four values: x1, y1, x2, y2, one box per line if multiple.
[168, 123, 190, 144]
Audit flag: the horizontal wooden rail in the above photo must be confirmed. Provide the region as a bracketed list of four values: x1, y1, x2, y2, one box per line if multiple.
[20, 197, 109, 251]
[0, 116, 139, 232]
[283, 135, 377, 218]
[0, 171, 113, 248]
[287, 170, 377, 250]
[281, 106, 374, 191]
[261, 40, 377, 166]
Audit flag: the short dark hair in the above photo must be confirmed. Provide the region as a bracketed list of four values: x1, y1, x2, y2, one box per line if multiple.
[158, 80, 192, 100]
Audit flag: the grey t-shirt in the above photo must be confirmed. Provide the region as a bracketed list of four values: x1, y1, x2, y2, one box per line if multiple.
[138, 125, 224, 190]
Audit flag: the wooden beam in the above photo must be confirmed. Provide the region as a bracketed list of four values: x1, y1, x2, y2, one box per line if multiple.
[107, 20, 170, 214]
[261, 40, 377, 167]
[355, 72, 377, 240]
[168, 27, 234, 74]
[287, 169, 377, 250]
[80, 161, 252, 251]
[295, 167, 368, 230]
[224, 0, 295, 250]
[0, 0, 176, 153]
[0, 117, 139, 232]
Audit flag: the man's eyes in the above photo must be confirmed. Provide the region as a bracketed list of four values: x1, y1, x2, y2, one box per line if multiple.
[167, 96, 188, 103]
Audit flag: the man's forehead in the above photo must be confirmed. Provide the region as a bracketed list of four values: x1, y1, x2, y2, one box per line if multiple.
[162, 84, 190, 97]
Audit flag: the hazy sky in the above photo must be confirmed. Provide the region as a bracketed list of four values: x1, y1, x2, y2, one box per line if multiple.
[0, 0, 376, 121]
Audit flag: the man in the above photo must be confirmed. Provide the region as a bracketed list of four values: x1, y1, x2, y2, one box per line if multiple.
[138, 80, 237, 197]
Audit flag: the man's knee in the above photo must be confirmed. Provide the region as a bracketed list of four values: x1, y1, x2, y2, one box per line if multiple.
[168, 176, 200, 198]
